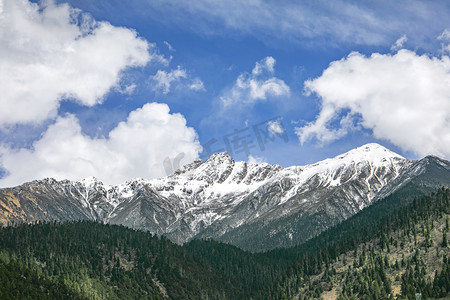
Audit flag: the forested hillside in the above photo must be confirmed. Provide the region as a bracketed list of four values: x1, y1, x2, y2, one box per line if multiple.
[272, 187, 450, 299]
[0, 188, 448, 299]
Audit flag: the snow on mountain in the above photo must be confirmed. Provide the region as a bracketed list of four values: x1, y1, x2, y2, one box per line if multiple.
[193, 144, 412, 248]
[149, 152, 281, 206]
[2, 143, 443, 251]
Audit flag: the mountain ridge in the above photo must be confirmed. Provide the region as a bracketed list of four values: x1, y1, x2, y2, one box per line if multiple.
[1, 143, 449, 251]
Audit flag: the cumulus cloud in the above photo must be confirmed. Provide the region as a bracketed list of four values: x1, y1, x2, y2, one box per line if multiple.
[151, 66, 205, 94]
[0, 0, 164, 127]
[221, 57, 290, 107]
[296, 49, 450, 158]
[391, 34, 407, 51]
[0, 103, 201, 187]
[252, 56, 276, 75]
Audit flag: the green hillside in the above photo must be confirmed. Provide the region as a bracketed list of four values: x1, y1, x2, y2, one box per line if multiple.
[0, 187, 448, 299]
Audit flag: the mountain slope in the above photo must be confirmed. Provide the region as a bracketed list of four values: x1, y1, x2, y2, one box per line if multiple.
[0, 188, 448, 299]
[0, 143, 449, 251]
[197, 144, 412, 250]
[270, 187, 450, 300]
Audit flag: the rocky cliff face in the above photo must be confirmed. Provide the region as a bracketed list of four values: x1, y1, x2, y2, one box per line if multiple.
[1, 143, 449, 251]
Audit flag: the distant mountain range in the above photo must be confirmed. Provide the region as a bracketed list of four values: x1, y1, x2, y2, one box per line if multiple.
[1, 143, 449, 251]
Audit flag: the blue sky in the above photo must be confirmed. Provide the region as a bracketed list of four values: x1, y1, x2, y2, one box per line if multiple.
[1, 0, 450, 187]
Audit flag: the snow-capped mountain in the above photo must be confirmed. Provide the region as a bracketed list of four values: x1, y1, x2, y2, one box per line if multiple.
[1, 143, 449, 251]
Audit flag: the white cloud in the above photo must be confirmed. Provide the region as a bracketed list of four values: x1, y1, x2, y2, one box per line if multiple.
[267, 119, 285, 136]
[0, 0, 163, 127]
[252, 57, 275, 75]
[152, 67, 187, 94]
[296, 49, 450, 158]
[151, 66, 205, 94]
[189, 77, 205, 91]
[438, 29, 450, 54]
[391, 34, 407, 51]
[221, 57, 290, 107]
[164, 41, 175, 51]
[248, 155, 265, 164]
[116, 83, 137, 95]
[438, 29, 450, 41]
[0, 103, 202, 187]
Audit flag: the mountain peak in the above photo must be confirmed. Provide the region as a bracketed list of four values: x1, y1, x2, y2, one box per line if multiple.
[358, 142, 386, 149]
[206, 152, 233, 161]
[77, 176, 103, 189]
[336, 143, 405, 161]
[420, 155, 450, 169]
[204, 152, 235, 167]
[356, 143, 393, 152]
